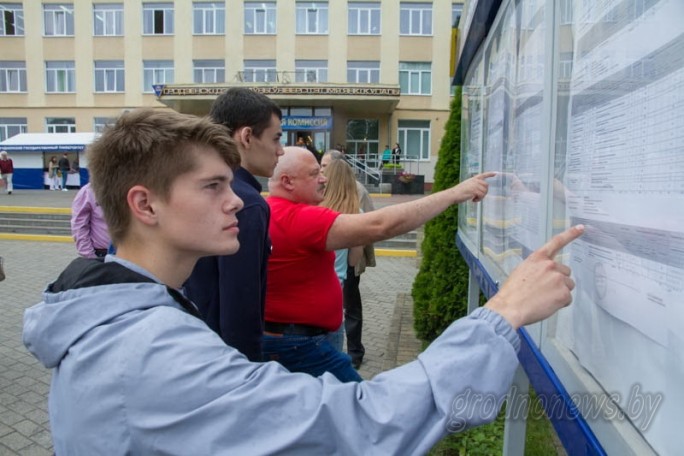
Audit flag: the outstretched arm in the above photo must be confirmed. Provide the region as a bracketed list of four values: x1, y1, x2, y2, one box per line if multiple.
[326, 172, 495, 251]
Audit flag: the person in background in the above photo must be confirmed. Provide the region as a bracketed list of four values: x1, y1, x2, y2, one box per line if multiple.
[320, 159, 364, 352]
[184, 87, 284, 362]
[382, 145, 392, 166]
[321, 149, 376, 369]
[58, 153, 70, 191]
[391, 142, 402, 164]
[70, 182, 112, 259]
[22, 108, 586, 454]
[48, 156, 60, 190]
[0, 151, 13, 195]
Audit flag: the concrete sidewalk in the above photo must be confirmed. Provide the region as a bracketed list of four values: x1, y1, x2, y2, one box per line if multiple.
[0, 190, 425, 454]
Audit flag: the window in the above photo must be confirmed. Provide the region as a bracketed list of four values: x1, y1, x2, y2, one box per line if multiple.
[346, 119, 379, 159]
[242, 59, 277, 83]
[44, 3, 74, 36]
[397, 120, 430, 160]
[193, 2, 224, 35]
[93, 117, 115, 133]
[399, 62, 431, 95]
[1, 3, 24, 36]
[400, 2, 432, 36]
[94, 60, 124, 92]
[451, 3, 462, 27]
[0, 61, 26, 92]
[295, 60, 327, 83]
[559, 52, 573, 80]
[0, 117, 27, 141]
[347, 60, 379, 83]
[244, 2, 276, 34]
[93, 3, 123, 36]
[193, 59, 224, 83]
[143, 2, 174, 35]
[46, 61, 75, 93]
[143, 60, 174, 92]
[348, 2, 380, 35]
[46, 117, 76, 133]
[560, 0, 572, 24]
[296, 1, 328, 34]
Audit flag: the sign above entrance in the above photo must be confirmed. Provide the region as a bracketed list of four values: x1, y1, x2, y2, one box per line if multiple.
[281, 116, 332, 131]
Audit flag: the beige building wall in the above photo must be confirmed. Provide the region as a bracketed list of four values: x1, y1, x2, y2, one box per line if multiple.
[0, 0, 464, 183]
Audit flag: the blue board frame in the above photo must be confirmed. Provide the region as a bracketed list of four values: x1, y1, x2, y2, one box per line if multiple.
[456, 232, 606, 455]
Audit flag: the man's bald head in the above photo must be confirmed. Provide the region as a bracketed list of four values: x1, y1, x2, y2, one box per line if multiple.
[269, 146, 327, 204]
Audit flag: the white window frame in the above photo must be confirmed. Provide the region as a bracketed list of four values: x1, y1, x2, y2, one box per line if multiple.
[399, 62, 431, 95]
[348, 2, 380, 35]
[0, 61, 26, 92]
[46, 117, 76, 133]
[400, 2, 432, 36]
[143, 2, 174, 35]
[242, 59, 277, 83]
[559, 0, 573, 25]
[0, 117, 27, 141]
[296, 1, 328, 35]
[94, 60, 125, 93]
[397, 120, 431, 161]
[193, 59, 225, 83]
[0, 3, 24, 36]
[143, 60, 174, 92]
[244, 1, 276, 34]
[46, 61, 76, 93]
[193, 2, 225, 35]
[93, 3, 123, 36]
[93, 117, 115, 133]
[295, 60, 327, 83]
[44, 3, 74, 36]
[347, 60, 379, 83]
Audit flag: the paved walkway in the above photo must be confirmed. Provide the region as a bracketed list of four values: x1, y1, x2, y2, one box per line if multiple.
[0, 190, 425, 454]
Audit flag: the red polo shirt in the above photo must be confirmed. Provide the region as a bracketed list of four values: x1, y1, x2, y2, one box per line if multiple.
[265, 196, 342, 331]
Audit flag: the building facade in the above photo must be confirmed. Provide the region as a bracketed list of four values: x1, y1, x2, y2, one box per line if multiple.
[0, 1, 463, 183]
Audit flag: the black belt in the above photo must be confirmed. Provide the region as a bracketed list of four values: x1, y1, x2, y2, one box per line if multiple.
[264, 321, 328, 337]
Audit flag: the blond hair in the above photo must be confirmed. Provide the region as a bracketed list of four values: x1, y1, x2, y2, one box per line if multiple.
[321, 159, 359, 214]
[87, 109, 240, 244]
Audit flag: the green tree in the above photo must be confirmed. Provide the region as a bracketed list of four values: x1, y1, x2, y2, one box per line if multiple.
[412, 87, 470, 341]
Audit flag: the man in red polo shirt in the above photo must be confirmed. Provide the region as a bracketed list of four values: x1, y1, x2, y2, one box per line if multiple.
[264, 147, 494, 382]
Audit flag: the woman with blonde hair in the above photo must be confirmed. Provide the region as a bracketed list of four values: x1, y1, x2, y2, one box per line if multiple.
[320, 159, 363, 352]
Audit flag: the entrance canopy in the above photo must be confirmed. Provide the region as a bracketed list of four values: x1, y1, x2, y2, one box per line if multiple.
[156, 83, 401, 116]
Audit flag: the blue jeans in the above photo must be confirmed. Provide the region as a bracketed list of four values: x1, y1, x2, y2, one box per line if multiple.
[61, 170, 68, 189]
[263, 333, 362, 383]
[325, 323, 345, 352]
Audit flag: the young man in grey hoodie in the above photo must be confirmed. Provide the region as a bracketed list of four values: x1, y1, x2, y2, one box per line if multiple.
[23, 108, 584, 455]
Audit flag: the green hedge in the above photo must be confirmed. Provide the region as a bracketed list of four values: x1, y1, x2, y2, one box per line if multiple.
[412, 87, 469, 341]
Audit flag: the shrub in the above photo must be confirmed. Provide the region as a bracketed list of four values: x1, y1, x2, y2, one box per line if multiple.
[412, 87, 469, 341]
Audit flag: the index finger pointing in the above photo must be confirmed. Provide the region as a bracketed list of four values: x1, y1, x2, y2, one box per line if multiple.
[477, 171, 498, 180]
[539, 224, 585, 259]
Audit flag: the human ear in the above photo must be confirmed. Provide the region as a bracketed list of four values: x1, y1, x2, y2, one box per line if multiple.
[127, 185, 158, 226]
[237, 126, 253, 149]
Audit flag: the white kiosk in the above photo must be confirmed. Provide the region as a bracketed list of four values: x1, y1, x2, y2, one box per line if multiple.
[0, 133, 97, 190]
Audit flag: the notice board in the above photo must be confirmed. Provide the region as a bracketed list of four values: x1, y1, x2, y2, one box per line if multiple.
[457, 0, 683, 454]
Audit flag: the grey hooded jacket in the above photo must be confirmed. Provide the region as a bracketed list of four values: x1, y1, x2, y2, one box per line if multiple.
[23, 256, 520, 455]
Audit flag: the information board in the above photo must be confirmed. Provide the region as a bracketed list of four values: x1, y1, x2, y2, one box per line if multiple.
[457, 0, 683, 454]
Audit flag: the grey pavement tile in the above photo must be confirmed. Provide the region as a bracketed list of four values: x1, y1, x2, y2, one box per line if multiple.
[11, 443, 53, 456]
[13, 420, 41, 438]
[1, 431, 32, 451]
[0, 409, 24, 426]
